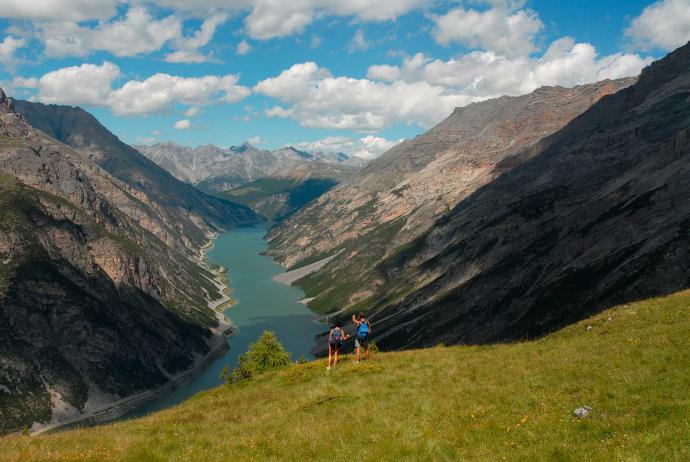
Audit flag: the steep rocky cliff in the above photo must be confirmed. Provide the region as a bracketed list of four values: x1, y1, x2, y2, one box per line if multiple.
[0, 91, 234, 434]
[267, 77, 635, 313]
[352, 43, 690, 350]
[13, 101, 257, 250]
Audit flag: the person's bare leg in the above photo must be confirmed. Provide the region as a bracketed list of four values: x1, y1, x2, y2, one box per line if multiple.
[327, 346, 333, 369]
[334, 349, 339, 368]
[365, 347, 370, 360]
[355, 346, 361, 363]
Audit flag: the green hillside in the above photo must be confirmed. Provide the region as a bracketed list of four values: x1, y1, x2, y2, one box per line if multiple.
[220, 178, 337, 221]
[3, 291, 689, 461]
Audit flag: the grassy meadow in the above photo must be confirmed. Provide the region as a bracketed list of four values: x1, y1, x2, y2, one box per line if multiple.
[2, 291, 689, 461]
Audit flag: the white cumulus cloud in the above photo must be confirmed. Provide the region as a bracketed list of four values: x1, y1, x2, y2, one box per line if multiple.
[165, 12, 228, 63]
[367, 64, 401, 81]
[0, 36, 26, 67]
[110, 73, 251, 115]
[254, 61, 473, 130]
[432, 3, 543, 56]
[38, 61, 120, 106]
[0, 0, 116, 21]
[255, 37, 651, 132]
[33, 61, 250, 115]
[174, 119, 190, 129]
[625, 0, 690, 51]
[38, 6, 226, 62]
[157, 0, 429, 40]
[41, 7, 181, 58]
[294, 135, 402, 159]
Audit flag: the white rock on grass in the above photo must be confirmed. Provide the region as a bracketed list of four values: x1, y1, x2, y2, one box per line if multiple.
[573, 406, 592, 419]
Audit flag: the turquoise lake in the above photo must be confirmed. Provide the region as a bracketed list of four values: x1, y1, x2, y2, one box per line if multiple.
[127, 225, 323, 417]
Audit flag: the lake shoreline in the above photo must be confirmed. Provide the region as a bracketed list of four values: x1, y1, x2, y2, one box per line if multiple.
[35, 226, 325, 431]
[31, 328, 233, 436]
[30, 231, 236, 436]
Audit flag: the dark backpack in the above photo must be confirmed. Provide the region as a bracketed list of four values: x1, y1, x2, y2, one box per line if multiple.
[330, 327, 343, 344]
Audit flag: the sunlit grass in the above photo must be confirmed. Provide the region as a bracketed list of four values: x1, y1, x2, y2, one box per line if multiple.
[3, 291, 689, 461]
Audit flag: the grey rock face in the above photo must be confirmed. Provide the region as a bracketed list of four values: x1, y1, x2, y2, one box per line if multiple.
[0, 94, 230, 434]
[366, 42, 690, 350]
[13, 100, 257, 250]
[0, 91, 36, 139]
[266, 77, 635, 314]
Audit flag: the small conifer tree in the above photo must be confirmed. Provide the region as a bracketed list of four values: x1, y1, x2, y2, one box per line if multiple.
[222, 330, 291, 383]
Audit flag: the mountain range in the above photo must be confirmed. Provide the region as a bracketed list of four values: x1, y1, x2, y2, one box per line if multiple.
[136, 142, 361, 190]
[266, 77, 636, 312]
[3, 40, 690, 436]
[136, 142, 362, 220]
[0, 93, 256, 434]
[269, 42, 690, 351]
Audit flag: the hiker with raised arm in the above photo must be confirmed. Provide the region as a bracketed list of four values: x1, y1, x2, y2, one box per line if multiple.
[327, 321, 348, 370]
[352, 312, 372, 363]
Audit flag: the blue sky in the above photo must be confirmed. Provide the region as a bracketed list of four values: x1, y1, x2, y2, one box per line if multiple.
[0, 0, 688, 158]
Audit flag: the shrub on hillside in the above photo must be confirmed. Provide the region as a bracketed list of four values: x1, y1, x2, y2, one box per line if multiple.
[221, 331, 291, 384]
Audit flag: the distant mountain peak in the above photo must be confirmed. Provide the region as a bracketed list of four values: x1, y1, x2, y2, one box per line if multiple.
[233, 142, 255, 153]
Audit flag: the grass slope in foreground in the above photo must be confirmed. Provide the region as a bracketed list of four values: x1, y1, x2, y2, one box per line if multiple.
[3, 291, 689, 461]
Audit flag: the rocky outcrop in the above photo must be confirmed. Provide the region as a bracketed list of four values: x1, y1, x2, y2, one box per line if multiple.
[0, 96, 234, 434]
[0, 89, 35, 139]
[360, 42, 690, 350]
[266, 77, 636, 313]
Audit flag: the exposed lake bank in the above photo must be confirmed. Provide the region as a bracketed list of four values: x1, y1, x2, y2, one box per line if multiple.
[33, 226, 324, 433]
[123, 225, 323, 418]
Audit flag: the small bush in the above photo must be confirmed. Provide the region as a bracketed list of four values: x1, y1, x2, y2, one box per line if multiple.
[222, 331, 291, 384]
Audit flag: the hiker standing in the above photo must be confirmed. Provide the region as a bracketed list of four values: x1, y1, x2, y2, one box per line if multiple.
[352, 313, 372, 363]
[327, 322, 348, 370]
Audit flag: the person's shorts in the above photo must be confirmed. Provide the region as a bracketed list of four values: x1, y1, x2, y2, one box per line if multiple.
[329, 341, 342, 351]
[355, 336, 369, 349]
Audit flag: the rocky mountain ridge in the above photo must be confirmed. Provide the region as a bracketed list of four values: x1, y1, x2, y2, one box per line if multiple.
[13, 101, 257, 251]
[331, 42, 690, 350]
[266, 77, 636, 313]
[0, 90, 238, 434]
[135, 141, 361, 194]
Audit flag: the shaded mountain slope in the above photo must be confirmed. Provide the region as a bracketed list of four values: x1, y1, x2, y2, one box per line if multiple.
[361, 42, 690, 350]
[0, 91, 231, 434]
[267, 78, 635, 313]
[13, 101, 257, 248]
[221, 177, 338, 221]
